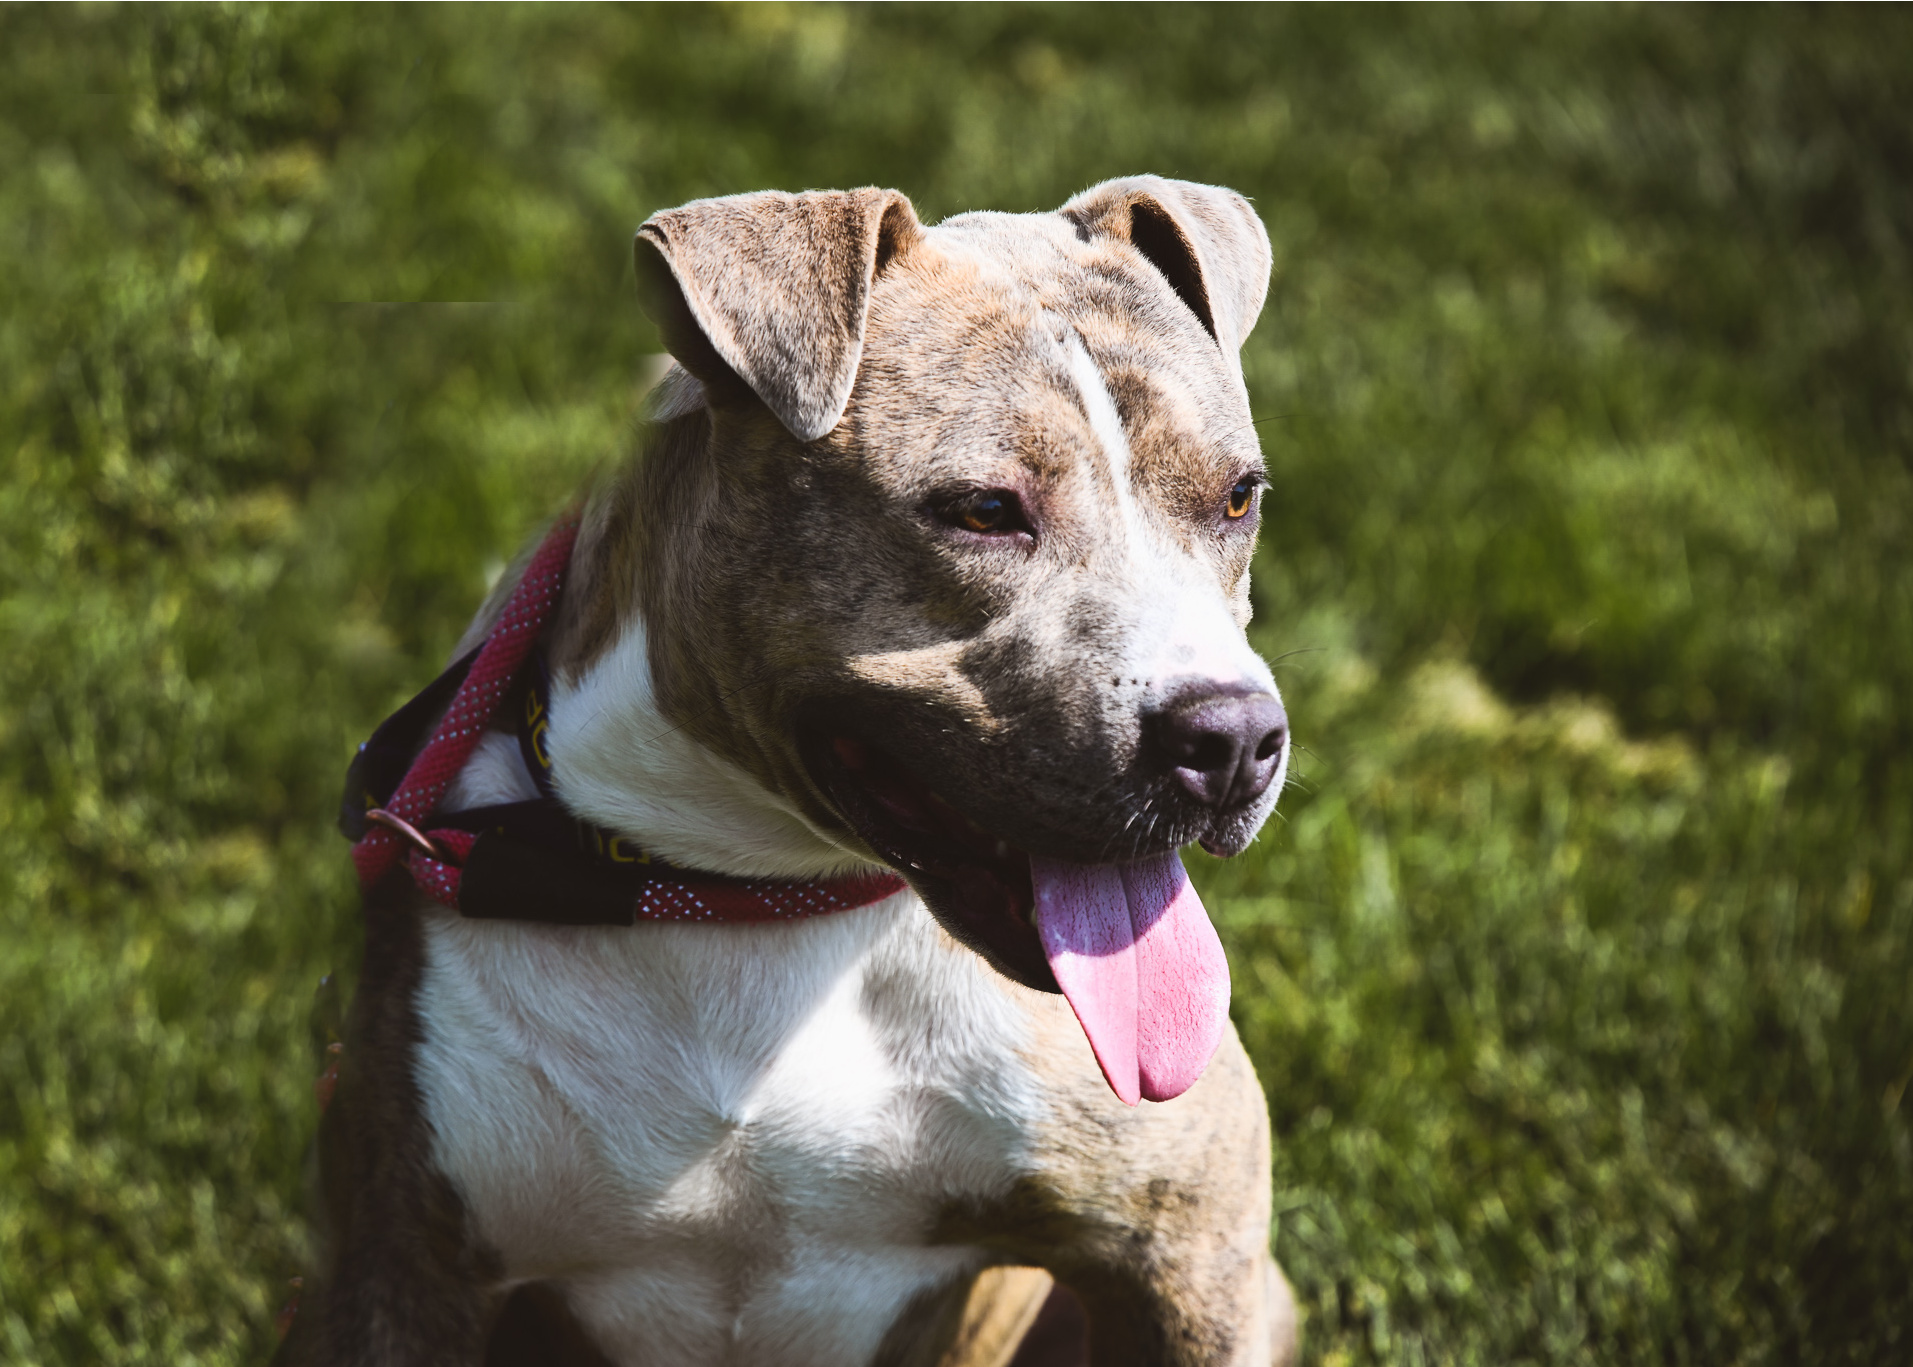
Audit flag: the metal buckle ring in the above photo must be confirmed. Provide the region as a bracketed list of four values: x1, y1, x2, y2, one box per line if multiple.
[364, 807, 443, 860]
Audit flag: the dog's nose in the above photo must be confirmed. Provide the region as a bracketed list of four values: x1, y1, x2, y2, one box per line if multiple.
[1150, 690, 1288, 809]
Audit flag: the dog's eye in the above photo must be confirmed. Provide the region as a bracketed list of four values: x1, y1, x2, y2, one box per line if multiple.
[961, 496, 1009, 533]
[938, 489, 1028, 536]
[1225, 476, 1262, 520]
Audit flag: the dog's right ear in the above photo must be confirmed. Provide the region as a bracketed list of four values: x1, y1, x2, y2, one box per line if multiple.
[635, 188, 922, 443]
[1061, 176, 1272, 362]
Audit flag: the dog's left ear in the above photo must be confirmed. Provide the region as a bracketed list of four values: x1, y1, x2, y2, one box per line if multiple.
[635, 188, 923, 443]
[1061, 176, 1272, 358]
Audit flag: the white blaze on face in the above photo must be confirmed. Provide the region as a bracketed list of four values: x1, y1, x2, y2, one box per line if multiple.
[1022, 330, 1290, 1106]
[1057, 330, 1279, 712]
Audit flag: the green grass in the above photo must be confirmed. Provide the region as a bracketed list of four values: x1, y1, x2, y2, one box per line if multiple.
[2, 5, 1910, 1363]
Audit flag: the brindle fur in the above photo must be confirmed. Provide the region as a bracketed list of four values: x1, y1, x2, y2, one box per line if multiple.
[288, 177, 1299, 1366]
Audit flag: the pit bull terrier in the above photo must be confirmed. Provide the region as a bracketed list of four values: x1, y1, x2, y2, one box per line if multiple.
[282, 175, 1300, 1367]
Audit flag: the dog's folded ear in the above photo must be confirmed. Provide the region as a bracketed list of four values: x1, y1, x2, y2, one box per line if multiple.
[1061, 176, 1272, 359]
[635, 188, 922, 443]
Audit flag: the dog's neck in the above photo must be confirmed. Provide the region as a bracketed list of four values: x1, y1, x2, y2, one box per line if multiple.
[440, 608, 870, 882]
[542, 612, 877, 879]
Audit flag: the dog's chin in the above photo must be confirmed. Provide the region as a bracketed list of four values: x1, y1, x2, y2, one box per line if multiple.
[798, 730, 1058, 993]
[1194, 805, 1270, 859]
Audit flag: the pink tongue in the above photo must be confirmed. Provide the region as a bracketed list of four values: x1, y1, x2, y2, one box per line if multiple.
[1031, 852, 1231, 1106]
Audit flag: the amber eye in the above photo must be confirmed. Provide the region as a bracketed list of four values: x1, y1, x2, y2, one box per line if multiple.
[961, 494, 1008, 532]
[937, 488, 1028, 536]
[1226, 476, 1261, 520]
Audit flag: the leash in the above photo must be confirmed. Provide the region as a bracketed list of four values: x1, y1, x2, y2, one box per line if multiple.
[339, 514, 906, 925]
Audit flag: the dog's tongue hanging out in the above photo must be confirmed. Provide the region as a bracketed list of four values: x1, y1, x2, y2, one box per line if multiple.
[1030, 853, 1230, 1106]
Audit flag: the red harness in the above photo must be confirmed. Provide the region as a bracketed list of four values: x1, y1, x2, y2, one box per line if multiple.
[345, 514, 905, 923]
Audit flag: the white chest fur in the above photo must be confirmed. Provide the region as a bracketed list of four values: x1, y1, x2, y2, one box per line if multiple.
[413, 892, 1049, 1366]
[417, 614, 1052, 1364]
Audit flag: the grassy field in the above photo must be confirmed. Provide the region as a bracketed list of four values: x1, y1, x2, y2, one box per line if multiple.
[3, 5, 1910, 1363]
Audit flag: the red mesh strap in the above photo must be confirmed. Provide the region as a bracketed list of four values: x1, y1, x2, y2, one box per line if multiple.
[413, 840, 903, 919]
[405, 830, 479, 908]
[352, 516, 579, 891]
[623, 870, 905, 923]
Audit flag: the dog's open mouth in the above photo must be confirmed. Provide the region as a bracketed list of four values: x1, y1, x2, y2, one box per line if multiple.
[804, 730, 1231, 1106]
[807, 732, 1046, 976]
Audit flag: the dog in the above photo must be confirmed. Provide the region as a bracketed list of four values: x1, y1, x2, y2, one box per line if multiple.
[282, 175, 1300, 1367]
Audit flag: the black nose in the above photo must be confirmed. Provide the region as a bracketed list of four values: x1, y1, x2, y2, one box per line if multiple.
[1150, 689, 1288, 809]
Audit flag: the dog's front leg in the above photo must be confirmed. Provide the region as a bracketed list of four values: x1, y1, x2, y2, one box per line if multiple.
[1051, 1024, 1297, 1367]
[277, 890, 501, 1367]
[951, 1019, 1298, 1367]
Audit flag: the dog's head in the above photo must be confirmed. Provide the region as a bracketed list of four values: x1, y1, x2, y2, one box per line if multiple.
[550, 178, 1287, 1103]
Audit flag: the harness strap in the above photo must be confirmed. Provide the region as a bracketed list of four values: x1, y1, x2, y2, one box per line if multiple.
[342, 513, 906, 924]
[351, 515, 580, 901]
